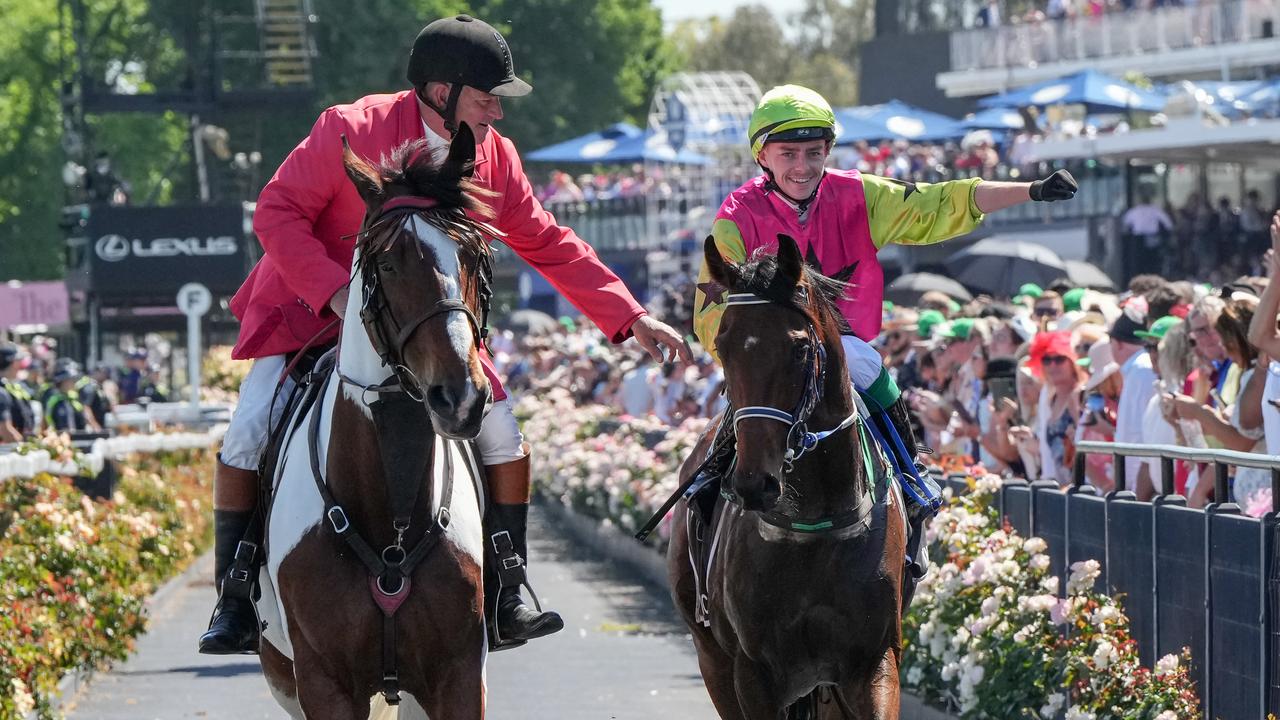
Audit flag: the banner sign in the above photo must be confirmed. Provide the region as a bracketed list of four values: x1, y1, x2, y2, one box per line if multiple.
[87, 205, 248, 297]
[0, 281, 69, 328]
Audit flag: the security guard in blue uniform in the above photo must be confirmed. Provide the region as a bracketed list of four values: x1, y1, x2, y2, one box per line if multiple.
[45, 362, 91, 432]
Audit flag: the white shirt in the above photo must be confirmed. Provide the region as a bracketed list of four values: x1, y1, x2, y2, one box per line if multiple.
[618, 366, 656, 418]
[1121, 204, 1174, 236]
[1263, 360, 1280, 456]
[1116, 350, 1158, 489]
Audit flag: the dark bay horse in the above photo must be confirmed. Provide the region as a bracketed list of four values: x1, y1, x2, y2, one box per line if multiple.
[256, 125, 495, 719]
[669, 235, 906, 719]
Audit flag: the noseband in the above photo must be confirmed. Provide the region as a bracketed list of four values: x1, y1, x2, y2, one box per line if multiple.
[354, 195, 491, 401]
[726, 292, 859, 475]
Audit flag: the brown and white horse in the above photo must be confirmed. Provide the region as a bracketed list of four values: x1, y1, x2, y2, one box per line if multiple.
[256, 126, 494, 719]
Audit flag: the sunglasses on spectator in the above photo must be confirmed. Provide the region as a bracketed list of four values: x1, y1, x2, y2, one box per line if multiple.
[1033, 307, 1060, 317]
[1041, 355, 1071, 366]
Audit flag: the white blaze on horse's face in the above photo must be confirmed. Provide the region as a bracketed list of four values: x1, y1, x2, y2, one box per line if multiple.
[408, 215, 474, 360]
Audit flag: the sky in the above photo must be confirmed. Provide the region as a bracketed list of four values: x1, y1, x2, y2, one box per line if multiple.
[653, 0, 807, 23]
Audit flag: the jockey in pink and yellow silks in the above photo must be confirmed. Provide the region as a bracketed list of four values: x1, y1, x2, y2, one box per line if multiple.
[694, 85, 1077, 603]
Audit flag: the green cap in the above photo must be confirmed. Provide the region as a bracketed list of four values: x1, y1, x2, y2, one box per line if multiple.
[917, 310, 946, 339]
[937, 317, 975, 342]
[748, 85, 837, 158]
[1063, 287, 1086, 312]
[882, 300, 895, 313]
[1134, 315, 1181, 342]
[1013, 283, 1044, 303]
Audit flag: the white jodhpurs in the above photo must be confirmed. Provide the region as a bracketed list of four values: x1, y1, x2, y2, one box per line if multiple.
[841, 335, 885, 392]
[220, 354, 526, 471]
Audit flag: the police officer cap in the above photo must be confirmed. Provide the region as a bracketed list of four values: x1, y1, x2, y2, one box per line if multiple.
[406, 15, 532, 97]
[53, 361, 81, 384]
[0, 342, 18, 369]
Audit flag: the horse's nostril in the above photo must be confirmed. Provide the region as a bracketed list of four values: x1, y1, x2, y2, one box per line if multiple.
[760, 475, 782, 508]
[426, 385, 456, 412]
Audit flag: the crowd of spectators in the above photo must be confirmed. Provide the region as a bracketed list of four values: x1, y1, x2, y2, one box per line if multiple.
[881, 216, 1280, 516]
[975, 0, 1221, 28]
[534, 165, 693, 205]
[0, 340, 169, 443]
[1122, 186, 1274, 282]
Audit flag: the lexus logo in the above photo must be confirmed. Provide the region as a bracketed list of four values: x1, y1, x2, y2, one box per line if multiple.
[93, 234, 238, 262]
[95, 234, 130, 262]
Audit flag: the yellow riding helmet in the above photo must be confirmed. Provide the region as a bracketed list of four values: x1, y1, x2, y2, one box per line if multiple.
[748, 84, 837, 159]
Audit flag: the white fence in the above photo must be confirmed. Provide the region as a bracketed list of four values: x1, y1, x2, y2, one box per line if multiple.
[0, 425, 226, 482]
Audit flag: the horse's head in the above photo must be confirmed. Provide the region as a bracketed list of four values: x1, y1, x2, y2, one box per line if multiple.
[342, 124, 494, 439]
[704, 233, 851, 512]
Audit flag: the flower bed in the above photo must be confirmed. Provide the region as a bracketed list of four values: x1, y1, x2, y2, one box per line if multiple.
[514, 388, 708, 542]
[516, 393, 1204, 719]
[903, 475, 1201, 719]
[1, 432, 214, 719]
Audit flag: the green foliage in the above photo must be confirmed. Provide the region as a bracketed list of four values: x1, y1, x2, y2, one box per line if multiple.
[670, 1, 870, 108]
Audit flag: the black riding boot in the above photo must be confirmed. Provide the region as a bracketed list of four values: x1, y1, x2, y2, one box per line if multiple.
[485, 502, 564, 651]
[198, 508, 261, 654]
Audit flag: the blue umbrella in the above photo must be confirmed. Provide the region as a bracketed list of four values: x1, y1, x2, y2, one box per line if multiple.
[977, 70, 1166, 113]
[1239, 78, 1280, 117]
[834, 100, 965, 143]
[525, 122, 643, 163]
[594, 130, 712, 165]
[959, 107, 1026, 131]
[1186, 80, 1266, 116]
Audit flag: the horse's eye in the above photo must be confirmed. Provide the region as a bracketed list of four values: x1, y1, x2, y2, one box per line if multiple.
[792, 344, 808, 361]
[378, 262, 395, 274]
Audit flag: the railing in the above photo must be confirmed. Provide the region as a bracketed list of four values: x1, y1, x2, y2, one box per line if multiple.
[951, 0, 1280, 72]
[976, 440, 1279, 719]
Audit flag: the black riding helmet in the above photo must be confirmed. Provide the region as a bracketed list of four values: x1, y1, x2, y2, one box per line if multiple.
[406, 15, 532, 137]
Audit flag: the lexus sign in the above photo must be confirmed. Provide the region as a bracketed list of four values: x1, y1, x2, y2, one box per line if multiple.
[94, 233, 238, 262]
[86, 205, 248, 298]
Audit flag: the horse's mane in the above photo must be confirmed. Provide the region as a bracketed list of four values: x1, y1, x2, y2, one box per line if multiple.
[357, 139, 499, 260]
[735, 251, 853, 340]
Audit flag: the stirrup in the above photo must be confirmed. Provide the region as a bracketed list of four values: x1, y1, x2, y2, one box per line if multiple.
[486, 530, 536, 652]
[221, 540, 259, 601]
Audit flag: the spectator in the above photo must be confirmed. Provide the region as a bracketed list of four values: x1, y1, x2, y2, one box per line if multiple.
[1077, 340, 1121, 491]
[1164, 298, 1266, 506]
[1187, 295, 1238, 409]
[1108, 305, 1159, 497]
[1122, 185, 1174, 278]
[1028, 331, 1084, 484]
[137, 364, 169, 404]
[617, 354, 658, 418]
[1247, 216, 1280, 472]
[1032, 290, 1066, 331]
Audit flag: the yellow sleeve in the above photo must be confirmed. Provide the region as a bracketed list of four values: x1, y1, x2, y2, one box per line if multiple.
[863, 175, 985, 250]
[693, 218, 748, 363]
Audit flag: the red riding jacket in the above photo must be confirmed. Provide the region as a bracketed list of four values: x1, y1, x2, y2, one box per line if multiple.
[231, 91, 648, 399]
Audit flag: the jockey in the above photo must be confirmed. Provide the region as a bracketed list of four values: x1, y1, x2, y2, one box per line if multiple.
[199, 14, 691, 655]
[693, 84, 1076, 595]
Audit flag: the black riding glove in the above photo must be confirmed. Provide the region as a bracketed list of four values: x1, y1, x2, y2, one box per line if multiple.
[1029, 169, 1078, 202]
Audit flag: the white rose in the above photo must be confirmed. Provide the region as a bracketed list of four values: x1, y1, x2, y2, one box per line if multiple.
[1029, 553, 1050, 572]
[1039, 692, 1065, 717]
[1154, 653, 1180, 677]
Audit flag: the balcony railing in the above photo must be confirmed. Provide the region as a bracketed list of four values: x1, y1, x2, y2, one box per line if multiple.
[951, 0, 1280, 73]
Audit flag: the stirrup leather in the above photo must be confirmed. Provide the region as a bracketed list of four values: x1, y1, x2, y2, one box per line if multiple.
[486, 530, 544, 651]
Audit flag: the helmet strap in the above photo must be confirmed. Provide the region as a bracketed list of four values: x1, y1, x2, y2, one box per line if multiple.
[760, 164, 823, 214]
[418, 82, 467, 139]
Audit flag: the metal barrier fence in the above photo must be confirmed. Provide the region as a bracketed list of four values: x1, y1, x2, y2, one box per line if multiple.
[988, 440, 1279, 719]
[950, 0, 1279, 73]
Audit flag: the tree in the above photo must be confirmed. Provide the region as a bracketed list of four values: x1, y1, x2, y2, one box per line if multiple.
[473, 0, 678, 152]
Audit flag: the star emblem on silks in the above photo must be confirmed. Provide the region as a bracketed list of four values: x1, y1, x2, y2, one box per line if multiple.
[883, 177, 918, 200]
[803, 243, 859, 284]
[697, 280, 728, 310]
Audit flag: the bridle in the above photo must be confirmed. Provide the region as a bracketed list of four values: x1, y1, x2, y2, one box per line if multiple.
[726, 292, 859, 476]
[350, 194, 492, 401]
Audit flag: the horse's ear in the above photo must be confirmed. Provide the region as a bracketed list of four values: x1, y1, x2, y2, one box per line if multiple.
[704, 235, 738, 290]
[776, 234, 802, 288]
[342, 135, 384, 204]
[443, 122, 476, 179]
